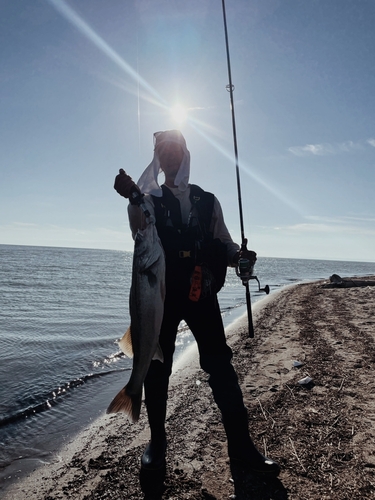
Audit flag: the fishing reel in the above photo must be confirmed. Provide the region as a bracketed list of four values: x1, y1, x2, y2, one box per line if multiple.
[236, 258, 270, 295]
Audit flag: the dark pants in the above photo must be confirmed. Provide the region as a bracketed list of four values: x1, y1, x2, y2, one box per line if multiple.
[144, 291, 247, 442]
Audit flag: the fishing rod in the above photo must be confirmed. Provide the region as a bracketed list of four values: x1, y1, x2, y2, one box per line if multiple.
[221, 0, 269, 338]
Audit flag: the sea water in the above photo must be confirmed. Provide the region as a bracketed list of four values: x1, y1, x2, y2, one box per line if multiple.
[0, 244, 374, 491]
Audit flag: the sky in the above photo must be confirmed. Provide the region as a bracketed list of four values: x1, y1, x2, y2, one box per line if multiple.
[1, 0, 375, 262]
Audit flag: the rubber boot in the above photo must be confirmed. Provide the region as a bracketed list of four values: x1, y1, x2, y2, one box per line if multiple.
[222, 408, 280, 476]
[140, 438, 166, 497]
[141, 396, 167, 471]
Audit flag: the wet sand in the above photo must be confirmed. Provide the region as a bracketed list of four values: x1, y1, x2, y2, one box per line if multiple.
[3, 278, 375, 499]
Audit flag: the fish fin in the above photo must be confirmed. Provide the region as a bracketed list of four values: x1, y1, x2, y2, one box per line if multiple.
[118, 327, 133, 358]
[106, 385, 142, 422]
[152, 342, 164, 363]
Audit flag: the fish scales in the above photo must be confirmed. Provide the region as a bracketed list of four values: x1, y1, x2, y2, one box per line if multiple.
[107, 222, 165, 421]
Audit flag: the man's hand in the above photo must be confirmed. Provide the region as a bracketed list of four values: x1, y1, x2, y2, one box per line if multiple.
[239, 249, 257, 266]
[233, 249, 257, 267]
[114, 169, 142, 203]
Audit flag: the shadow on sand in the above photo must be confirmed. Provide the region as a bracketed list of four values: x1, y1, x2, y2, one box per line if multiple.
[229, 459, 288, 499]
[139, 464, 166, 500]
[138, 460, 288, 499]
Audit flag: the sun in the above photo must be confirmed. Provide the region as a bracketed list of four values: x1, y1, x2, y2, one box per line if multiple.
[170, 104, 188, 125]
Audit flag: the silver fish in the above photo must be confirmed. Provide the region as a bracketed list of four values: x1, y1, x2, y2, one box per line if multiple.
[107, 221, 165, 421]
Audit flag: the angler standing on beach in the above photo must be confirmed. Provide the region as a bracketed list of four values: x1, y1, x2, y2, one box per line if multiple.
[113, 129, 280, 476]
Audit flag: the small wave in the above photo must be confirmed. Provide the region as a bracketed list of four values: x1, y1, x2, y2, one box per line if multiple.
[0, 368, 129, 428]
[220, 302, 245, 313]
[92, 350, 125, 368]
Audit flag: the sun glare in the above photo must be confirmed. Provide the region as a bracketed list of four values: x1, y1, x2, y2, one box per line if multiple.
[171, 104, 188, 124]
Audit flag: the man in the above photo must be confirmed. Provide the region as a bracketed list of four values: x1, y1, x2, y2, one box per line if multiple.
[114, 130, 280, 476]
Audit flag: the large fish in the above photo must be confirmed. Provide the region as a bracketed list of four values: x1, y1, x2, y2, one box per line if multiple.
[107, 221, 165, 422]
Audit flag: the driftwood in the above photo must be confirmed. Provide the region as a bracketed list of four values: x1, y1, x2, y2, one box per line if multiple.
[321, 274, 375, 289]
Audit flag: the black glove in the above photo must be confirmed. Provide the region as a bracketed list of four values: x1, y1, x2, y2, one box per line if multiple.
[233, 249, 257, 267]
[114, 169, 142, 204]
[240, 249, 257, 266]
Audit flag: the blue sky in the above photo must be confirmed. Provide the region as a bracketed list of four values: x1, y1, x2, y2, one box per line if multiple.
[1, 0, 375, 262]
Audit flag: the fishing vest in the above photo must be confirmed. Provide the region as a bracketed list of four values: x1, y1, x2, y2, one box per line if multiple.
[151, 184, 228, 298]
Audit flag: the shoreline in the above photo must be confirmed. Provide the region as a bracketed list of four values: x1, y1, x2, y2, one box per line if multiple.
[0, 290, 262, 494]
[4, 277, 375, 499]
[2, 291, 277, 498]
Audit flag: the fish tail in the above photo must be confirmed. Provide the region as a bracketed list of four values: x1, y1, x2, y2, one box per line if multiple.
[106, 385, 142, 422]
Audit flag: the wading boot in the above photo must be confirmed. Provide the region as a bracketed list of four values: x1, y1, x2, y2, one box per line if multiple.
[140, 438, 167, 497]
[223, 409, 280, 476]
[141, 437, 167, 471]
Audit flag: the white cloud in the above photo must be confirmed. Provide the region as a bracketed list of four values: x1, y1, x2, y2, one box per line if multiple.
[367, 138, 375, 148]
[288, 143, 334, 156]
[305, 215, 375, 224]
[288, 140, 365, 157]
[283, 215, 375, 237]
[337, 141, 363, 152]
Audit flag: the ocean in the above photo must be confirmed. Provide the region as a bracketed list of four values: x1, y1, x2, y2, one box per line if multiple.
[0, 244, 374, 492]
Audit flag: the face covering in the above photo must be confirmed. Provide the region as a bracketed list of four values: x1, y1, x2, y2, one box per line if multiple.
[137, 130, 190, 197]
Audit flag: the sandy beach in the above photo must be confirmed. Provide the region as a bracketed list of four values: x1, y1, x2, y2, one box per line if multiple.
[4, 278, 375, 500]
